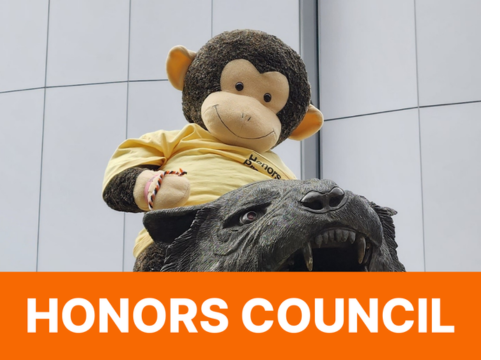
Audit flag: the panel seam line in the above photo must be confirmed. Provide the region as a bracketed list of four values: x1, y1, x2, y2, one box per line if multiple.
[323, 100, 481, 122]
[122, 0, 132, 272]
[36, 0, 51, 272]
[0, 79, 169, 95]
[414, 0, 427, 272]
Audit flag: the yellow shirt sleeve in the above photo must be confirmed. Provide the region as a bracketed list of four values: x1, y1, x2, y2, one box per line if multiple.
[103, 123, 299, 258]
[102, 129, 182, 191]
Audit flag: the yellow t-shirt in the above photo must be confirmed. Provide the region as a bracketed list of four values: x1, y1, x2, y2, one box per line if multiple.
[103, 123, 296, 257]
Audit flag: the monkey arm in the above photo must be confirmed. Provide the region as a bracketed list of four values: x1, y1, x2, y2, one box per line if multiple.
[102, 130, 182, 213]
[103, 166, 157, 213]
[103, 166, 191, 213]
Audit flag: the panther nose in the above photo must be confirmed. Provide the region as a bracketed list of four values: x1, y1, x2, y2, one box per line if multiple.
[300, 187, 345, 213]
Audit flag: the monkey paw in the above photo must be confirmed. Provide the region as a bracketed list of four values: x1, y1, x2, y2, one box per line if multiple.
[148, 173, 190, 210]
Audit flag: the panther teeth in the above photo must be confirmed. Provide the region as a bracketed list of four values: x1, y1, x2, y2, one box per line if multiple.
[356, 235, 366, 264]
[302, 242, 313, 271]
[313, 229, 358, 248]
[310, 228, 372, 269]
[315, 234, 324, 247]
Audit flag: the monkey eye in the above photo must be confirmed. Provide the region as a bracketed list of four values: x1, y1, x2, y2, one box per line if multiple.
[264, 93, 272, 102]
[235, 82, 244, 91]
[240, 211, 258, 225]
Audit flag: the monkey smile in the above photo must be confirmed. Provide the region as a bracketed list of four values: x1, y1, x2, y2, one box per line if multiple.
[213, 105, 276, 140]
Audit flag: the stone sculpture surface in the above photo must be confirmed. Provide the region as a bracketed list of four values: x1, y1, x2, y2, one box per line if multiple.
[134, 179, 405, 272]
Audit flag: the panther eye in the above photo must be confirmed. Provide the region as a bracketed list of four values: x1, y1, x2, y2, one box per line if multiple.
[240, 211, 258, 224]
[235, 82, 244, 91]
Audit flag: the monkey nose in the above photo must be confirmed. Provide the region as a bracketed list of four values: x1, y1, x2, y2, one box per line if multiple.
[241, 112, 252, 121]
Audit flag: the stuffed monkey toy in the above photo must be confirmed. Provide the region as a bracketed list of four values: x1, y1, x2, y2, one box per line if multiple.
[102, 29, 324, 259]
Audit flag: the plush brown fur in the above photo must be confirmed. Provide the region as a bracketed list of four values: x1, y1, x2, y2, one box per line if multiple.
[103, 166, 156, 212]
[182, 30, 311, 146]
[103, 30, 313, 228]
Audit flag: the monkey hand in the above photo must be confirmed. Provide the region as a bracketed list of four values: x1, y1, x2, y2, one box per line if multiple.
[133, 169, 190, 211]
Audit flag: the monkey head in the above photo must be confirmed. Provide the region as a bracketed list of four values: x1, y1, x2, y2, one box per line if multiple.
[166, 29, 323, 153]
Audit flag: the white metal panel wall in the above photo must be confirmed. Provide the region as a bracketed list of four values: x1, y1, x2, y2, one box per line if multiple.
[0, 0, 49, 92]
[318, 0, 418, 120]
[0, 90, 45, 271]
[319, 0, 480, 271]
[420, 103, 481, 271]
[415, 0, 481, 106]
[0, 0, 48, 271]
[128, 0, 212, 81]
[46, 0, 129, 86]
[38, 84, 127, 271]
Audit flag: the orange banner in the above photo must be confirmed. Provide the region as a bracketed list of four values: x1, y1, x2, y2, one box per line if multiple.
[1, 273, 479, 359]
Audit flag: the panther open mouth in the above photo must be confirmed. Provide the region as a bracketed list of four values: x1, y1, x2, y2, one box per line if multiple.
[277, 227, 374, 272]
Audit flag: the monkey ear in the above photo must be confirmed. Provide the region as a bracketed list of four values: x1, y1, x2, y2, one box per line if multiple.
[166, 45, 197, 91]
[289, 104, 324, 140]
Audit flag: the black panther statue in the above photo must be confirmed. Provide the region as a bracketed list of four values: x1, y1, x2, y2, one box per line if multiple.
[133, 179, 405, 272]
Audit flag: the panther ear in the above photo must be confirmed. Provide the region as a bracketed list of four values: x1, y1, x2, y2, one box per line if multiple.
[143, 204, 206, 244]
[382, 207, 397, 216]
[369, 201, 406, 272]
[368, 201, 397, 243]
